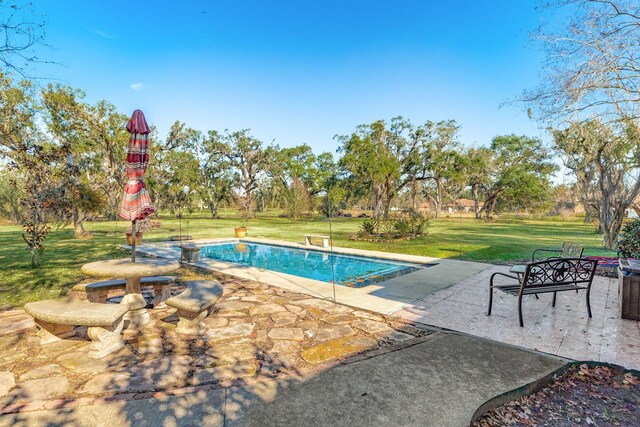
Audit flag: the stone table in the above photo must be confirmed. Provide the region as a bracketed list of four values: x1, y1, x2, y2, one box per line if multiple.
[81, 258, 180, 327]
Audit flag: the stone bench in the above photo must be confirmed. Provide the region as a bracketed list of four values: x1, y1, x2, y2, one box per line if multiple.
[72, 276, 175, 307]
[180, 244, 201, 263]
[304, 234, 330, 248]
[24, 298, 128, 359]
[165, 280, 223, 335]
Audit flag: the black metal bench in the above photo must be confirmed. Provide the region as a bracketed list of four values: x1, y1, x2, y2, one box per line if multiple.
[487, 258, 598, 327]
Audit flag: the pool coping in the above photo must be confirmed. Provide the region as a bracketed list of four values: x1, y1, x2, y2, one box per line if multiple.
[134, 237, 491, 315]
[197, 239, 431, 288]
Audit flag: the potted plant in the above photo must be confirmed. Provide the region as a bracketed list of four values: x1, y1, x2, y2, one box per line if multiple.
[234, 223, 247, 238]
[234, 201, 250, 238]
[125, 230, 142, 246]
[125, 218, 152, 246]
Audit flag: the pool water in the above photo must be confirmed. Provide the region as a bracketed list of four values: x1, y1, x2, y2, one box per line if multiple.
[197, 242, 423, 288]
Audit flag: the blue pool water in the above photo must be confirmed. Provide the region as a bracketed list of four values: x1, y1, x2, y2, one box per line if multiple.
[197, 242, 423, 288]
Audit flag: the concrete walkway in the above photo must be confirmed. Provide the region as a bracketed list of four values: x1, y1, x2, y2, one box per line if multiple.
[1, 334, 566, 427]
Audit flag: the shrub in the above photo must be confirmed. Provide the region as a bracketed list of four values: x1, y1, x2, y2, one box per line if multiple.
[379, 220, 396, 239]
[408, 211, 431, 236]
[358, 218, 378, 236]
[282, 178, 311, 221]
[617, 218, 640, 258]
[393, 217, 411, 236]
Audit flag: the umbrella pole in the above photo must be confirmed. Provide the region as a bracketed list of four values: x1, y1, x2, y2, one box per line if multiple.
[131, 219, 137, 263]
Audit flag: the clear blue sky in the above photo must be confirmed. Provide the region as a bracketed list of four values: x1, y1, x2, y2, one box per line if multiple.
[32, 0, 554, 157]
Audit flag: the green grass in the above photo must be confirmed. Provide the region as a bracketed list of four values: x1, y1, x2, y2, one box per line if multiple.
[0, 210, 615, 309]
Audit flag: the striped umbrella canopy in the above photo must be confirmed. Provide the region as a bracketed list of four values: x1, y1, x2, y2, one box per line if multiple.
[120, 109, 155, 261]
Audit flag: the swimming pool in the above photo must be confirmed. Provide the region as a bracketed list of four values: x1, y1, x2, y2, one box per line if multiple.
[197, 241, 424, 288]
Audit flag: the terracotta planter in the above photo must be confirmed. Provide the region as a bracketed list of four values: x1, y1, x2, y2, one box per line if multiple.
[125, 232, 143, 246]
[234, 227, 247, 238]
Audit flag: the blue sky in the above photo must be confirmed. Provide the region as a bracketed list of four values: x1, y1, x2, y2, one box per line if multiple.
[32, 1, 554, 156]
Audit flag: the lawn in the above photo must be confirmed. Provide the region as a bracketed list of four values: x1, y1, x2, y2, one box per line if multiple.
[0, 210, 615, 309]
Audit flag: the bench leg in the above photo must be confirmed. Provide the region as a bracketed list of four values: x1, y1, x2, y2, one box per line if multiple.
[87, 290, 109, 304]
[552, 291, 557, 307]
[35, 320, 75, 344]
[518, 293, 525, 327]
[152, 285, 172, 308]
[322, 238, 329, 248]
[487, 273, 498, 316]
[175, 309, 208, 336]
[87, 318, 124, 359]
[305, 236, 311, 246]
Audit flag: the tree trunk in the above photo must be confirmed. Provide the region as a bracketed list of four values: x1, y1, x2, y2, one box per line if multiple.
[383, 179, 395, 219]
[430, 181, 443, 219]
[67, 152, 87, 239]
[599, 195, 625, 249]
[410, 179, 418, 211]
[480, 194, 499, 219]
[208, 202, 218, 218]
[601, 210, 624, 249]
[73, 209, 87, 238]
[31, 205, 39, 267]
[472, 185, 481, 219]
[243, 194, 254, 220]
[373, 186, 385, 220]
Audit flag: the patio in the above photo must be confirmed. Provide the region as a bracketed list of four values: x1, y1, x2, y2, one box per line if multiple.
[395, 264, 640, 370]
[0, 267, 568, 426]
[141, 238, 640, 371]
[0, 250, 638, 425]
[0, 268, 434, 412]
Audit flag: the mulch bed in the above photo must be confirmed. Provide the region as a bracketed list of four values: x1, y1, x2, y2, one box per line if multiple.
[349, 234, 422, 243]
[473, 364, 640, 426]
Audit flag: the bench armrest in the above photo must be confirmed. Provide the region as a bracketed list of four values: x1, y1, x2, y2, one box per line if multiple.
[532, 248, 562, 262]
[489, 271, 521, 288]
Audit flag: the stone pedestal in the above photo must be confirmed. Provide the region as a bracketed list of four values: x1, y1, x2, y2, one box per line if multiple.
[174, 308, 208, 336]
[121, 277, 150, 327]
[152, 284, 172, 308]
[87, 318, 125, 359]
[180, 244, 201, 263]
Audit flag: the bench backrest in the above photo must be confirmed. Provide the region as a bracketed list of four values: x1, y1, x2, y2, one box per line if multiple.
[560, 242, 584, 258]
[522, 258, 597, 289]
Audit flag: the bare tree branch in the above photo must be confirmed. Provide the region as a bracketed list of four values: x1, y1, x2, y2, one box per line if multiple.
[523, 0, 640, 125]
[0, 1, 54, 79]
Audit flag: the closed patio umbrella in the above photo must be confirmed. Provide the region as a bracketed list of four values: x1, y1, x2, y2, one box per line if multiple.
[120, 109, 155, 262]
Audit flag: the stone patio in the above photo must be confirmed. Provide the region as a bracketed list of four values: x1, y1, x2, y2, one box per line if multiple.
[394, 264, 640, 370]
[1, 254, 639, 424]
[140, 238, 640, 372]
[0, 268, 432, 413]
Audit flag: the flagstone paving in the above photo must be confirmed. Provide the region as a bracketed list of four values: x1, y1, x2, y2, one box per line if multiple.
[0, 268, 432, 412]
[3, 261, 638, 425]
